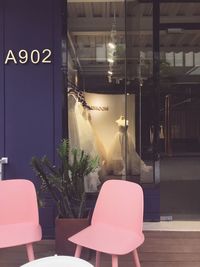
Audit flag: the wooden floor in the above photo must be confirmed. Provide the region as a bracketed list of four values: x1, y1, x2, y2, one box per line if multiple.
[1, 231, 200, 267]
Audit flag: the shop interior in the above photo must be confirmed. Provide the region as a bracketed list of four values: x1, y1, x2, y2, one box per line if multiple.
[67, 0, 155, 191]
[67, 0, 200, 220]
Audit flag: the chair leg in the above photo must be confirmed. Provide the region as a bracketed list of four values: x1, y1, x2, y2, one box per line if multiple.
[96, 251, 101, 267]
[26, 243, 35, 261]
[132, 249, 141, 267]
[75, 245, 82, 257]
[112, 255, 118, 267]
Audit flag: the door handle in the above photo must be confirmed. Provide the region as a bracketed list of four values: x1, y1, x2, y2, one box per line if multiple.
[0, 157, 8, 180]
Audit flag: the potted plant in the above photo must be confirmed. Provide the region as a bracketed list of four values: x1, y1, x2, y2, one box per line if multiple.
[31, 139, 99, 255]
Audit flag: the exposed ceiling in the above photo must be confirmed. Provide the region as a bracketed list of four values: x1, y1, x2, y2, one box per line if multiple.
[67, 1, 200, 81]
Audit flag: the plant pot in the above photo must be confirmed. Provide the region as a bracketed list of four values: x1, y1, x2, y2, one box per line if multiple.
[55, 217, 90, 256]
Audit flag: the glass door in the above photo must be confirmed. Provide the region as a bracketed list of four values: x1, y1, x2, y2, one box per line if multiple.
[67, 0, 160, 221]
[159, 1, 200, 220]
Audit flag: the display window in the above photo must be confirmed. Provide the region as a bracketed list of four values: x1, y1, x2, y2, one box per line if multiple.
[66, 0, 157, 193]
[68, 91, 154, 190]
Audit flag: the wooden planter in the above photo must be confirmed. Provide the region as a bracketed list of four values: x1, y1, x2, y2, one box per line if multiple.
[55, 217, 90, 256]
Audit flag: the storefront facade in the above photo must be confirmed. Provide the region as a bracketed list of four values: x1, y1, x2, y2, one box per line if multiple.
[1, 0, 200, 237]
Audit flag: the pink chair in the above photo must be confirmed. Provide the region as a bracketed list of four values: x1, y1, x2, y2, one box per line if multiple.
[69, 180, 144, 267]
[0, 179, 42, 261]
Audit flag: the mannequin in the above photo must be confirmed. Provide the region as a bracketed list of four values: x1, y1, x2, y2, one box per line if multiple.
[107, 116, 152, 178]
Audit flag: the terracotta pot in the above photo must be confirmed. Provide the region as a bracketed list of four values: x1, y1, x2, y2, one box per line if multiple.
[55, 217, 90, 256]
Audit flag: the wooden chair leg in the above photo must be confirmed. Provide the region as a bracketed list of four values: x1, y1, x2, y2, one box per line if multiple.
[112, 255, 118, 267]
[132, 249, 141, 267]
[26, 243, 35, 261]
[96, 251, 101, 267]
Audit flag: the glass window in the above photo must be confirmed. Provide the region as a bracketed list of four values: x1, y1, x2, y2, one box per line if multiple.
[174, 52, 183, 67]
[166, 52, 174, 66]
[126, 1, 154, 185]
[194, 52, 200, 66]
[185, 52, 193, 67]
[67, 0, 155, 187]
[160, 1, 200, 222]
[96, 44, 106, 62]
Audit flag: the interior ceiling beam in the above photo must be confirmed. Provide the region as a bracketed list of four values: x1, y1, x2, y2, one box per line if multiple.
[70, 29, 200, 36]
[67, 0, 125, 2]
[76, 45, 200, 54]
[69, 16, 200, 33]
[69, 0, 200, 3]
[140, 0, 200, 2]
[160, 23, 200, 30]
[190, 33, 200, 45]
[74, 43, 200, 61]
[71, 31, 153, 36]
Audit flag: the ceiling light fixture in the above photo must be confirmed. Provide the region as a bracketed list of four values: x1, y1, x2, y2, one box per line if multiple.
[107, 58, 114, 63]
[107, 7, 117, 81]
[108, 42, 116, 50]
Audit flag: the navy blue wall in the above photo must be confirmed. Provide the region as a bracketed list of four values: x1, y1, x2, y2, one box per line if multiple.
[0, 1, 5, 158]
[144, 187, 160, 222]
[0, 0, 64, 237]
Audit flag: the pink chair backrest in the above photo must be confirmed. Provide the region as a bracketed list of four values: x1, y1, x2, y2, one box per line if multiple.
[0, 179, 39, 225]
[91, 180, 144, 233]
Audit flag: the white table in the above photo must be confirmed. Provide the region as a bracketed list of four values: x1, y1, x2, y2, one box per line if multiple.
[20, 256, 94, 267]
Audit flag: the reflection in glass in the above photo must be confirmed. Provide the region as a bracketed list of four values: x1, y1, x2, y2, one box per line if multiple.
[174, 52, 183, 67]
[185, 52, 193, 67]
[67, 0, 155, 189]
[166, 52, 174, 66]
[194, 52, 200, 66]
